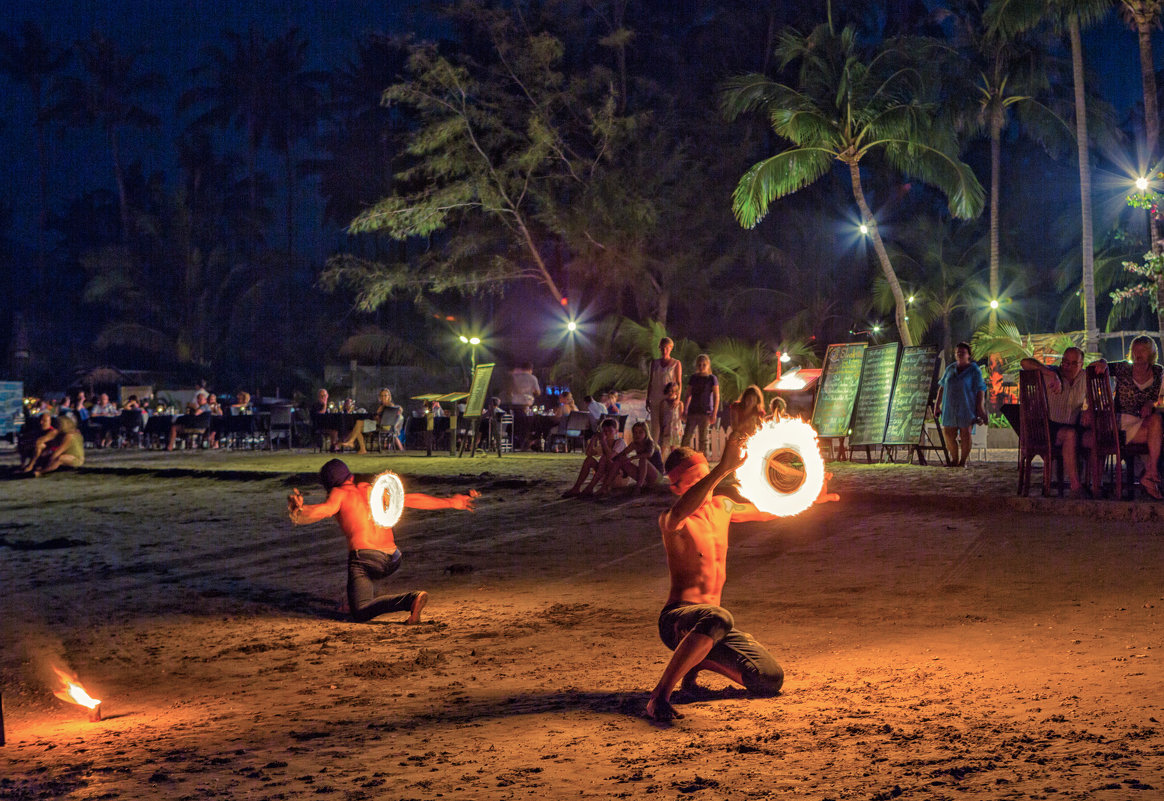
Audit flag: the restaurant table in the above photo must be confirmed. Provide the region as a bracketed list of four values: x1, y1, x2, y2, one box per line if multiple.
[311, 412, 369, 450]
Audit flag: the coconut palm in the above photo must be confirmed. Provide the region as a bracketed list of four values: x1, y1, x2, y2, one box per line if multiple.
[720, 22, 984, 347]
[50, 31, 164, 243]
[988, 0, 1113, 353]
[0, 21, 70, 289]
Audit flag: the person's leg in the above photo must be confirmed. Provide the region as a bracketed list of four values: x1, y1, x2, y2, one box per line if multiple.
[681, 418, 696, 449]
[1057, 427, 1083, 492]
[1146, 413, 1162, 482]
[941, 426, 960, 466]
[685, 628, 784, 697]
[562, 456, 598, 496]
[582, 458, 614, 496]
[697, 415, 712, 456]
[346, 549, 421, 623]
[36, 453, 79, 477]
[650, 603, 734, 721]
[958, 426, 972, 466]
[167, 424, 179, 451]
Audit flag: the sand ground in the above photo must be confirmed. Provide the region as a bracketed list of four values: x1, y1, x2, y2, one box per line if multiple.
[1, 447, 1162, 800]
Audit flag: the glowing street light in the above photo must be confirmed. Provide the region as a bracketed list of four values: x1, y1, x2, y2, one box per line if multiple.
[859, 223, 869, 235]
[989, 299, 1000, 310]
[566, 320, 577, 332]
[1137, 175, 1150, 192]
[459, 334, 482, 370]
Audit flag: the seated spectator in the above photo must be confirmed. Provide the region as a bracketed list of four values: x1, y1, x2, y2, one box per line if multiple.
[602, 421, 663, 496]
[167, 390, 211, 451]
[231, 391, 253, 413]
[1020, 347, 1088, 497]
[1090, 335, 1164, 498]
[372, 388, 404, 451]
[562, 418, 626, 498]
[473, 396, 505, 451]
[554, 391, 578, 423]
[729, 385, 768, 439]
[88, 392, 120, 448]
[27, 416, 85, 476]
[18, 413, 57, 472]
[606, 391, 621, 415]
[74, 391, 90, 423]
[206, 393, 226, 448]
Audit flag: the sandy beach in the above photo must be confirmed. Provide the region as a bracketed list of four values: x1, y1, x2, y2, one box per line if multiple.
[1, 448, 1161, 800]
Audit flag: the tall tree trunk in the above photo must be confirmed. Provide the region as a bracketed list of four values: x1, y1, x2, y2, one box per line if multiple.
[1068, 16, 1098, 354]
[849, 161, 913, 346]
[516, 214, 564, 302]
[989, 103, 1003, 332]
[1135, 12, 1164, 343]
[34, 88, 48, 294]
[109, 125, 131, 244]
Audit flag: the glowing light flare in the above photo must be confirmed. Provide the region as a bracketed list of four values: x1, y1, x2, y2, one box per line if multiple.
[989, 299, 1000, 310]
[736, 419, 826, 517]
[567, 321, 577, 332]
[1137, 176, 1150, 192]
[52, 667, 100, 709]
[774, 372, 807, 390]
[859, 223, 869, 235]
[369, 471, 405, 528]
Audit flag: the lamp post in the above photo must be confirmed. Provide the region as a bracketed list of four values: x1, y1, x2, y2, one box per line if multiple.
[459, 335, 481, 371]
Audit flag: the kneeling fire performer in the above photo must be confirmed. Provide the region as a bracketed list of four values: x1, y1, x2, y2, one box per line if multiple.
[287, 458, 478, 624]
[646, 435, 836, 722]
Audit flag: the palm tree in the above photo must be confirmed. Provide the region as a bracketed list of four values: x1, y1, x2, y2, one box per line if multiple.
[939, 0, 1071, 329]
[721, 23, 984, 347]
[1118, 0, 1164, 339]
[0, 21, 70, 289]
[50, 31, 163, 243]
[989, 0, 1112, 353]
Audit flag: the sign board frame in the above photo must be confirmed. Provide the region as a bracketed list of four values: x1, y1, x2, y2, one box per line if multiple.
[848, 342, 901, 447]
[882, 346, 940, 446]
[811, 342, 868, 439]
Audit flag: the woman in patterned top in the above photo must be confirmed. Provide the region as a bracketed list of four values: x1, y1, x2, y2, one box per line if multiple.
[1093, 335, 1164, 498]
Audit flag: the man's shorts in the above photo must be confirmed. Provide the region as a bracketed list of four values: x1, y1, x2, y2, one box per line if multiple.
[658, 601, 784, 696]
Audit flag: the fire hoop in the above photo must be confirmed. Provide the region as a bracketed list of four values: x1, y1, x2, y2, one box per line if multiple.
[735, 418, 825, 517]
[369, 471, 405, 528]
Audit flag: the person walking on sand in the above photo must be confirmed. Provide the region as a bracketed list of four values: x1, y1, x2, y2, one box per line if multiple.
[287, 459, 478, 624]
[646, 440, 785, 722]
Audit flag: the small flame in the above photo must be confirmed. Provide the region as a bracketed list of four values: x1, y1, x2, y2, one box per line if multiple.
[52, 666, 101, 709]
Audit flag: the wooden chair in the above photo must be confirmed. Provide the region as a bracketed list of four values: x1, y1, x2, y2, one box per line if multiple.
[1084, 365, 1123, 499]
[1018, 370, 1062, 496]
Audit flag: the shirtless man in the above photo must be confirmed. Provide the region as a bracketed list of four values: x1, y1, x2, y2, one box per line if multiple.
[646, 438, 785, 722]
[287, 459, 478, 623]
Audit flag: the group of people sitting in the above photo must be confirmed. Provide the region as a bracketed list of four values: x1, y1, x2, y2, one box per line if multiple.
[17, 411, 85, 477]
[560, 380, 783, 499]
[1018, 335, 1164, 499]
[312, 387, 405, 454]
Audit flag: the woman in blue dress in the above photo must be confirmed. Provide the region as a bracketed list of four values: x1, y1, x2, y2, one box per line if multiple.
[935, 342, 988, 467]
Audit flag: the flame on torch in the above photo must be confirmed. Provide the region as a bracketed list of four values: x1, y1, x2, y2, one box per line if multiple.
[736, 418, 826, 517]
[51, 666, 101, 710]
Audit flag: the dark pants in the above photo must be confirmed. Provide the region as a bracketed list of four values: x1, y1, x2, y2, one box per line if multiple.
[347, 548, 421, 623]
[658, 601, 784, 695]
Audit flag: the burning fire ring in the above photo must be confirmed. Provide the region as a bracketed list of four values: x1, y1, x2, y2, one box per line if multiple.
[369, 471, 405, 528]
[735, 418, 825, 517]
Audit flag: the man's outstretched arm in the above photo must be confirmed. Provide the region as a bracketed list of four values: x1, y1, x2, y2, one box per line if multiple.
[404, 490, 479, 511]
[288, 488, 342, 525]
[662, 434, 746, 530]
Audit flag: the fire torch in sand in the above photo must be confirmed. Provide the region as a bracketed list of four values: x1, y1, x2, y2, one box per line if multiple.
[52, 666, 102, 722]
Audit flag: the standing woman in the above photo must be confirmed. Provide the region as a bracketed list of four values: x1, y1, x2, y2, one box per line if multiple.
[646, 336, 682, 445]
[935, 342, 988, 467]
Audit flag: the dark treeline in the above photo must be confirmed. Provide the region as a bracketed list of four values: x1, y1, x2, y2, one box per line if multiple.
[0, 0, 1159, 395]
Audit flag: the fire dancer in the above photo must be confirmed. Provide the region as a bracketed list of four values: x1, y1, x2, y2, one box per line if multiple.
[287, 458, 478, 624]
[646, 439, 786, 722]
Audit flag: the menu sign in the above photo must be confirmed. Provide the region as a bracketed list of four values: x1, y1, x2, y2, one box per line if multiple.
[882, 346, 939, 445]
[849, 343, 901, 446]
[464, 363, 495, 418]
[811, 343, 868, 438]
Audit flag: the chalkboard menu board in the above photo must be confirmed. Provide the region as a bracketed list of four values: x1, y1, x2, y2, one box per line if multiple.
[811, 343, 868, 438]
[464, 363, 495, 418]
[849, 343, 901, 446]
[882, 346, 939, 445]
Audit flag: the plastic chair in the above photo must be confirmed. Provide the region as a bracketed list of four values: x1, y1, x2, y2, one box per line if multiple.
[266, 405, 293, 450]
[1017, 369, 1061, 497]
[1084, 365, 1122, 499]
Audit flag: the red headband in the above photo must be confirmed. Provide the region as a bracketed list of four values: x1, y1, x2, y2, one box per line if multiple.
[666, 452, 708, 485]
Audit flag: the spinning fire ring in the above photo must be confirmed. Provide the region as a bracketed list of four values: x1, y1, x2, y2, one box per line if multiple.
[735, 418, 825, 517]
[369, 471, 405, 528]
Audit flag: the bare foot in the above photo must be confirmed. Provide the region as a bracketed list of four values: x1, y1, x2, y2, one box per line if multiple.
[645, 695, 683, 722]
[406, 591, 428, 624]
[561, 488, 580, 498]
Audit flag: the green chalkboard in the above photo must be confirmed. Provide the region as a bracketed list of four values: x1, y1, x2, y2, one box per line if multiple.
[811, 343, 868, 438]
[849, 343, 901, 446]
[464, 363, 495, 418]
[882, 346, 939, 445]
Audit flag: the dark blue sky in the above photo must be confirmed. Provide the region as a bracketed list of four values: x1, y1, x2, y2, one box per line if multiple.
[0, 2, 1160, 254]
